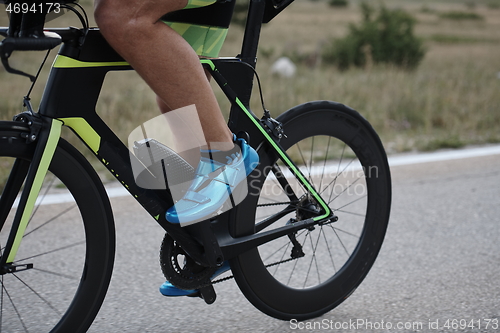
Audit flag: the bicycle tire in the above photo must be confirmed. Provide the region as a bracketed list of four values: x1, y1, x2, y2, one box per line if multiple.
[230, 101, 391, 320]
[0, 124, 115, 332]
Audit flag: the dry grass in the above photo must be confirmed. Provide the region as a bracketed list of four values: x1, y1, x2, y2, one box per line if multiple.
[0, 0, 499, 159]
[228, 0, 500, 153]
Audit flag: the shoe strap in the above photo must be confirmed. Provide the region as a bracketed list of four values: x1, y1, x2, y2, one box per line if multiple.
[212, 165, 241, 188]
[184, 190, 210, 204]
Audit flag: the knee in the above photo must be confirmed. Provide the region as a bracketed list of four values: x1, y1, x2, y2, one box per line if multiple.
[94, 0, 112, 29]
[94, 1, 149, 43]
[95, 0, 188, 39]
[94, 0, 123, 39]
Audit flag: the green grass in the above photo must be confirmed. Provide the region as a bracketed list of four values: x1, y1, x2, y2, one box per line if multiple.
[428, 34, 499, 44]
[328, 0, 349, 8]
[420, 136, 466, 151]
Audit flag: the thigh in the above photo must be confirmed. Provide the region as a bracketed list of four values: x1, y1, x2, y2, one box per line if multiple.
[94, 0, 190, 22]
[161, 0, 236, 57]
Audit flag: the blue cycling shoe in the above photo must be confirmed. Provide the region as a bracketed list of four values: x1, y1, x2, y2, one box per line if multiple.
[166, 135, 259, 225]
[159, 261, 231, 297]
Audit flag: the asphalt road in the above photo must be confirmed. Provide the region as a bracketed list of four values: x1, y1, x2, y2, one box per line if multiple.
[87, 146, 500, 333]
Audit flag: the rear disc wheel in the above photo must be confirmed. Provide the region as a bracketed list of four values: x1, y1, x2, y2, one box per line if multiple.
[231, 101, 391, 320]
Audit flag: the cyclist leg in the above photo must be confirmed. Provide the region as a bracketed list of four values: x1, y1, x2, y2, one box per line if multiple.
[156, 74, 211, 168]
[94, 0, 259, 225]
[94, 0, 233, 151]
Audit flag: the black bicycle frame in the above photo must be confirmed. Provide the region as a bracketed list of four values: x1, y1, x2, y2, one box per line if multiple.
[3, 0, 333, 268]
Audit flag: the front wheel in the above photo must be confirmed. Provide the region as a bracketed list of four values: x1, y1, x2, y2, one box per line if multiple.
[0, 124, 115, 332]
[231, 101, 391, 320]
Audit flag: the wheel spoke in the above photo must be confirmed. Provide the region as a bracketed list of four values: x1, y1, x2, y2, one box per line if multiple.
[325, 143, 346, 198]
[303, 228, 322, 288]
[308, 136, 315, 185]
[320, 226, 337, 273]
[330, 226, 361, 239]
[1, 280, 29, 333]
[12, 273, 61, 315]
[292, 144, 315, 195]
[23, 205, 76, 238]
[295, 142, 309, 178]
[318, 136, 332, 194]
[328, 175, 363, 205]
[333, 209, 366, 217]
[27, 175, 57, 227]
[270, 241, 291, 277]
[331, 225, 350, 257]
[333, 194, 367, 211]
[263, 238, 293, 264]
[32, 267, 81, 281]
[320, 156, 355, 196]
[15, 240, 85, 263]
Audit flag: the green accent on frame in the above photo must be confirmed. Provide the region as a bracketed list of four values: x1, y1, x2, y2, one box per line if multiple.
[234, 98, 332, 221]
[200, 59, 216, 71]
[184, 0, 217, 9]
[53, 55, 130, 68]
[59, 117, 101, 154]
[6, 119, 63, 263]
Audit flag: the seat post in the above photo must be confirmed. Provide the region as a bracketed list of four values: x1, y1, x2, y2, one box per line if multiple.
[240, 0, 266, 68]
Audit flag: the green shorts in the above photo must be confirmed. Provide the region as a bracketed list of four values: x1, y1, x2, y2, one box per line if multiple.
[162, 0, 235, 58]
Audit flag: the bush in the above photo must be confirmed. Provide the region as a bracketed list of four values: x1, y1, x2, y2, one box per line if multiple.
[487, 1, 500, 9]
[322, 3, 425, 70]
[439, 11, 484, 21]
[329, 0, 349, 7]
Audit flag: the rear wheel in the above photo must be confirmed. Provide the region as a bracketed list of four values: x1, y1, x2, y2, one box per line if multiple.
[231, 101, 391, 320]
[0, 124, 115, 332]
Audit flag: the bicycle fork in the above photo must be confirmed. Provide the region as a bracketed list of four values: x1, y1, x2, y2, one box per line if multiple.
[0, 115, 62, 272]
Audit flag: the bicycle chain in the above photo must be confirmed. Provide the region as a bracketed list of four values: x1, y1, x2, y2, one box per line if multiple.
[256, 202, 290, 208]
[202, 256, 299, 288]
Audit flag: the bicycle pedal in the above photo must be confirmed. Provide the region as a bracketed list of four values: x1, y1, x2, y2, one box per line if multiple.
[199, 285, 217, 304]
[236, 131, 250, 144]
[186, 291, 201, 298]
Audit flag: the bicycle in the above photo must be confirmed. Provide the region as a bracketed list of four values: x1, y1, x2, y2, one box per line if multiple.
[0, 0, 391, 331]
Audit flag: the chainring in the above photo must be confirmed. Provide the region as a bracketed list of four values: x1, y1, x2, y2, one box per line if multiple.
[159, 233, 217, 290]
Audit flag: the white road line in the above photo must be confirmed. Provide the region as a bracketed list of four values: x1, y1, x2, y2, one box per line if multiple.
[10, 144, 500, 207]
[387, 145, 500, 167]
